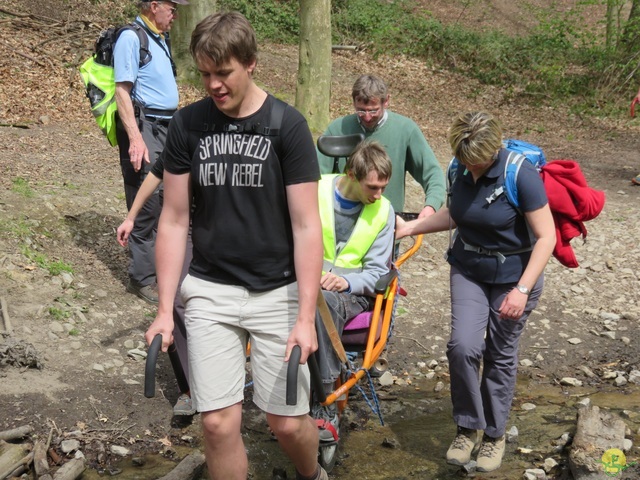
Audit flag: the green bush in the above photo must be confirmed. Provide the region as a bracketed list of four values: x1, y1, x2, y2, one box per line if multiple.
[215, 0, 637, 109]
[217, 0, 299, 43]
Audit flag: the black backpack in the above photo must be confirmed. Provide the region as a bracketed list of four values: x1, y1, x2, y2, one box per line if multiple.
[186, 96, 287, 158]
[94, 22, 151, 68]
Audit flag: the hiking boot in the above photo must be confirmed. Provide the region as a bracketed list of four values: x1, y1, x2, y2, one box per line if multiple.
[446, 426, 480, 465]
[311, 402, 339, 442]
[476, 434, 506, 472]
[127, 281, 158, 305]
[173, 393, 196, 416]
[632, 174, 640, 185]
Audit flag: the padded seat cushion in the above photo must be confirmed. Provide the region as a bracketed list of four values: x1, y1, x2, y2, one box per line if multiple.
[342, 311, 383, 347]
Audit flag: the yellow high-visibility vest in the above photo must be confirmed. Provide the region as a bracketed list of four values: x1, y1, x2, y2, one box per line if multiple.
[319, 174, 390, 275]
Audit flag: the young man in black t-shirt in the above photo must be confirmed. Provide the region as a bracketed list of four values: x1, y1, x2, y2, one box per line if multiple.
[145, 11, 327, 480]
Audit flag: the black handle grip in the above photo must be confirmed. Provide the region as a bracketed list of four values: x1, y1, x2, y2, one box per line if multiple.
[285, 347, 326, 406]
[397, 211, 419, 221]
[308, 352, 326, 404]
[144, 334, 162, 398]
[168, 344, 189, 394]
[286, 345, 302, 405]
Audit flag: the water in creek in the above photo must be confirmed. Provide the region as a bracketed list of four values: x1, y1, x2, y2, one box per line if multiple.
[83, 376, 640, 479]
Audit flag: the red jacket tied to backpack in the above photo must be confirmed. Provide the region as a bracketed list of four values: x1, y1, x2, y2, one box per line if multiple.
[540, 160, 606, 268]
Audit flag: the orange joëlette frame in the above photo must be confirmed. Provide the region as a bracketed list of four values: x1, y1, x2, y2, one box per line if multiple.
[322, 234, 423, 407]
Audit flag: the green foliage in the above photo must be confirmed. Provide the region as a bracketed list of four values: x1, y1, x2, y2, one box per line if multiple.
[217, 0, 300, 44]
[2, 213, 74, 276]
[47, 260, 75, 276]
[332, 0, 407, 44]
[11, 178, 34, 197]
[48, 306, 71, 321]
[0, 218, 31, 239]
[213, 0, 640, 110]
[21, 246, 74, 276]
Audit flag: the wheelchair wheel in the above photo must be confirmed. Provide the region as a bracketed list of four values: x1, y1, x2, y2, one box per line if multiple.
[318, 440, 339, 473]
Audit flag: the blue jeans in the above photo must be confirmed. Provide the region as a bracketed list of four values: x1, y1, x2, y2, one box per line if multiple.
[315, 291, 371, 385]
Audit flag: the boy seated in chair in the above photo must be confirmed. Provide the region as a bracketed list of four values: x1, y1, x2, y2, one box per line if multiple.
[314, 140, 395, 441]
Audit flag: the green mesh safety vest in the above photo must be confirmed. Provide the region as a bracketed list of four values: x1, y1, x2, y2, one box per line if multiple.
[79, 58, 119, 146]
[319, 174, 390, 275]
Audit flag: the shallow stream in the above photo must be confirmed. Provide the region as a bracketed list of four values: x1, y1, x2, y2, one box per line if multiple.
[82, 375, 640, 479]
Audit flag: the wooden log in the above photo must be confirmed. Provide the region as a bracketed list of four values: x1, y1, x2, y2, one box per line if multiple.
[0, 449, 33, 479]
[33, 440, 49, 476]
[0, 446, 31, 480]
[52, 457, 86, 480]
[157, 452, 206, 480]
[0, 425, 33, 441]
[0, 296, 12, 333]
[7, 463, 27, 478]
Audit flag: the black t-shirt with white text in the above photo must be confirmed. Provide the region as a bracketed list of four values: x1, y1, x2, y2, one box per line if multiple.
[162, 95, 320, 291]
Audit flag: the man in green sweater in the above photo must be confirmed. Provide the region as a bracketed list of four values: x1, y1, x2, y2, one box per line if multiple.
[317, 74, 446, 217]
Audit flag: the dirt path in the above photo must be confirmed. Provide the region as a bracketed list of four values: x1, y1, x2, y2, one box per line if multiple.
[1, 4, 640, 478]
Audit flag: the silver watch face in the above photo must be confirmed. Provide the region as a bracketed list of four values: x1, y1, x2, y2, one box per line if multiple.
[517, 285, 529, 294]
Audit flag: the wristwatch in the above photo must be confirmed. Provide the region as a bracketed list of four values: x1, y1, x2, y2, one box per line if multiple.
[515, 284, 531, 296]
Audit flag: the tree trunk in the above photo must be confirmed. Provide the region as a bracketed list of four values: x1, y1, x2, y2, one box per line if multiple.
[621, 0, 640, 54]
[172, 1, 217, 85]
[606, 0, 616, 51]
[295, 0, 332, 135]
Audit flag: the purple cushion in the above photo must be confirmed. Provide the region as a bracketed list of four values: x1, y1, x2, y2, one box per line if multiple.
[342, 311, 383, 347]
[344, 312, 372, 331]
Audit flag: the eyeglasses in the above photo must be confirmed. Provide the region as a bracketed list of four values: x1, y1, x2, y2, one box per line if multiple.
[158, 2, 178, 15]
[355, 108, 381, 117]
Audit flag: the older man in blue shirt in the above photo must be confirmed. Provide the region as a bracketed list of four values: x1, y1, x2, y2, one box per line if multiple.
[114, 0, 188, 304]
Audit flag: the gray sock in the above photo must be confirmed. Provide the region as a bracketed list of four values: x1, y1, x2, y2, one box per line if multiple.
[296, 465, 320, 480]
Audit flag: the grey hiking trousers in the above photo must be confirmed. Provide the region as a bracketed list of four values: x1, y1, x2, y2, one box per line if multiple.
[447, 265, 543, 438]
[116, 113, 168, 287]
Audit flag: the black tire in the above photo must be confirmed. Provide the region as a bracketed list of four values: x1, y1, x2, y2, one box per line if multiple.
[318, 441, 339, 473]
[313, 370, 344, 473]
[312, 361, 347, 473]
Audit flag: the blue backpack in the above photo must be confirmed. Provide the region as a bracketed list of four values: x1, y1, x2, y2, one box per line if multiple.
[447, 139, 547, 210]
